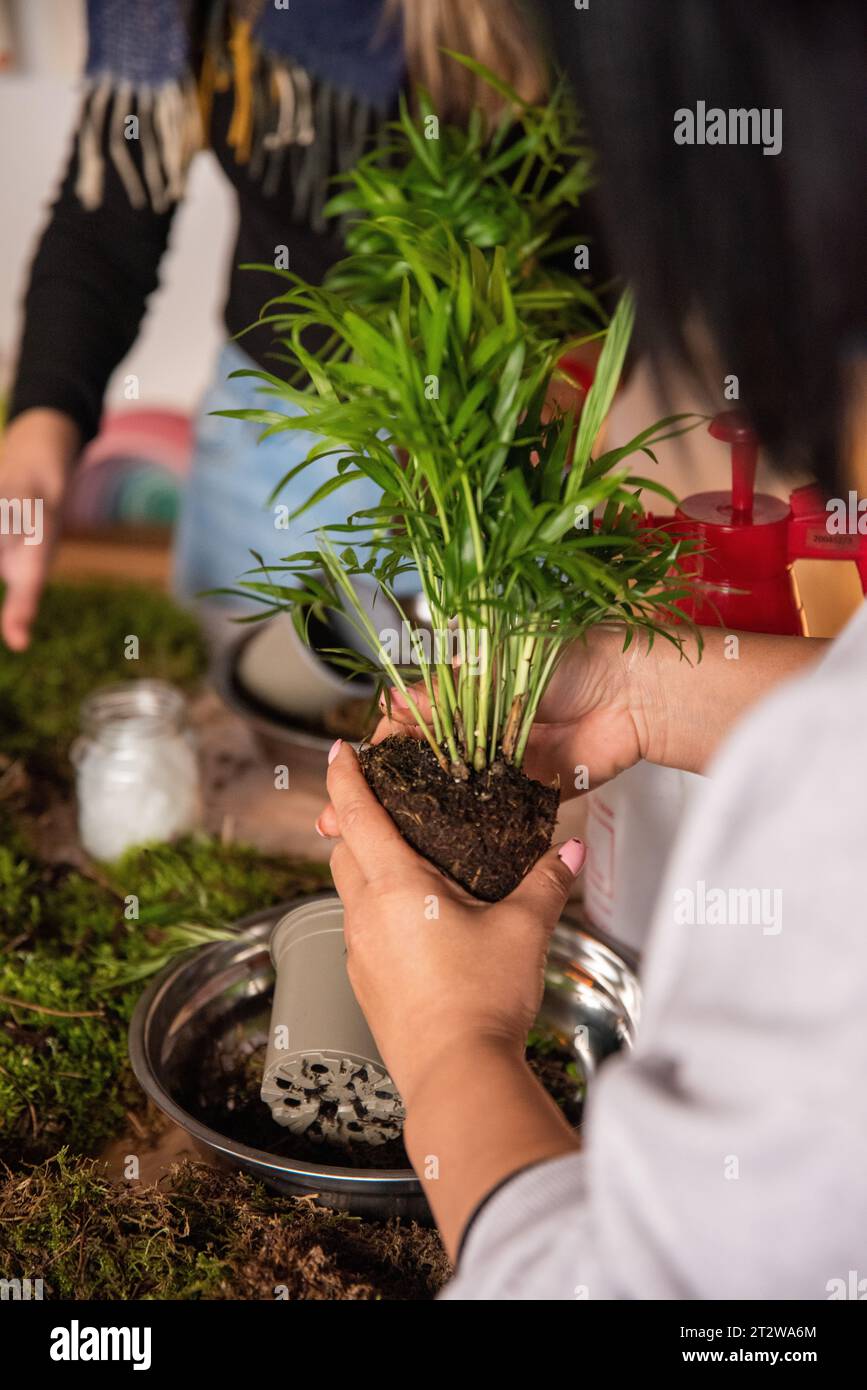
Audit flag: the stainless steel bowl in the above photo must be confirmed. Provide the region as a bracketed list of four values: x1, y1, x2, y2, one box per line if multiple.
[211, 628, 348, 776]
[129, 894, 640, 1221]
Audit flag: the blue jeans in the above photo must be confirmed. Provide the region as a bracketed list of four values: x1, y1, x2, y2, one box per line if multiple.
[172, 342, 380, 608]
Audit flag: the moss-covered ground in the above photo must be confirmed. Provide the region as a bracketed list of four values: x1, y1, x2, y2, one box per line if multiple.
[0, 582, 449, 1300]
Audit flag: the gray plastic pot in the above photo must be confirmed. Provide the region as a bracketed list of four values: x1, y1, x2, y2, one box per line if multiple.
[260, 896, 404, 1145]
[235, 576, 403, 723]
[129, 895, 639, 1218]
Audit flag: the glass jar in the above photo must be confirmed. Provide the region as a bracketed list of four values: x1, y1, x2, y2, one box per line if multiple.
[72, 680, 201, 860]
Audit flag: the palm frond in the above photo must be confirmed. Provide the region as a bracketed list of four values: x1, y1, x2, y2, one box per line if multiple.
[227, 56, 700, 773]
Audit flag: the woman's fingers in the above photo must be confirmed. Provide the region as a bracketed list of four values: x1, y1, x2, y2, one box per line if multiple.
[370, 686, 430, 747]
[369, 711, 421, 747]
[0, 514, 54, 651]
[329, 839, 365, 903]
[520, 722, 578, 791]
[0, 548, 43, 650]
[319, 690, 430, 834]
[325, 739, 422, 883]
[316, 802, 339, 838]
[507, 838, 586, 926]
[381, 683, 434, 724]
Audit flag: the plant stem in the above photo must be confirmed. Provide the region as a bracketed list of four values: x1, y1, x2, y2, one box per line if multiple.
[489, 634, 505, 764]
[319, 538, 450, 771]
[459, 629, 476, 764]
[459, 472, 489, 769]
[501, 693, 526, 762]
[513, 638, 564, 768]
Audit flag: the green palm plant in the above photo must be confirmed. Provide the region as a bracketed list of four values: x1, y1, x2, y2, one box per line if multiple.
[219, 61, 699, 899]
[239, 55, 605, 391]
[321, 54, 604, 338]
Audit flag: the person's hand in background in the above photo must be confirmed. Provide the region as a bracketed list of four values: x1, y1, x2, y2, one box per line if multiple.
[324, 738, 585, 1256]
[0, 408, 80, 650]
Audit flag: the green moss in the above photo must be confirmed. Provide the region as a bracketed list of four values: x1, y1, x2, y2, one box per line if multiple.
[0, 580, 331, 1162]
[0, 1153, 449, 1300]
[102, 836, 318, 930]
[0, 578, 425, 1298]
[0, 840, 43, 939]
[0, 581, 207, 783]
[0, 951, 137, 1165]
[0, 834, 329, 1165]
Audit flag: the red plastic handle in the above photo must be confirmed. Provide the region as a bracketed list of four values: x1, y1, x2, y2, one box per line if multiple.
[708, 411, 759, 518]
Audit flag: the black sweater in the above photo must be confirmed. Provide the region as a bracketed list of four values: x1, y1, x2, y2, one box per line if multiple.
[9, 72, 610, 447]
[8, 80, 380, 444]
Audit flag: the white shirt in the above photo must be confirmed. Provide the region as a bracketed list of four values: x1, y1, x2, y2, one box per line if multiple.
[442, 603, 867, 1299]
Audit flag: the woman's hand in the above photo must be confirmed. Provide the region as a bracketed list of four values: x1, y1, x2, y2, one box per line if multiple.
[324, 738, 586, 1255]
[0, 409, 79, 650]
[316, 625, 652, 845]
[521, 625, 652, 793]
[326, 623, 825, 822]
[329, 624, 653, 818]
[325, 739, 585, 1107]
[505, 625, 826, 790]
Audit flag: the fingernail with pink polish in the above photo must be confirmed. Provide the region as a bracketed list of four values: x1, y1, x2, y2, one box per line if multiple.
[314, 818, 326, 838]
[558, 838, 586, 876]
[327, 738, 342, 765]
[390, 687, 407, 710]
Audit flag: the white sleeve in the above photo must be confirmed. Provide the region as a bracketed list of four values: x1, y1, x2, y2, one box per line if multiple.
[439, 1152, 604, 1301]
[440, 627, 867, 1300]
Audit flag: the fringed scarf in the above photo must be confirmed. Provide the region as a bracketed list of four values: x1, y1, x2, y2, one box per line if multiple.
[77, 0, 404, 214]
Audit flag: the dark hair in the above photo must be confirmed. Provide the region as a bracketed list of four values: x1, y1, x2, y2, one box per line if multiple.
[540, 0, 867, 491]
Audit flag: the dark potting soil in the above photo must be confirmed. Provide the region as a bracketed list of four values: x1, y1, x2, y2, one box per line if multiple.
[359, 735, 560, 901]
[195, 1035, 583, 1171]
[526, 1037, 586, 1128]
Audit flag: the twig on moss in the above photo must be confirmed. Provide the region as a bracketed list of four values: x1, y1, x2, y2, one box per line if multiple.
[0, 993, 105, 1020]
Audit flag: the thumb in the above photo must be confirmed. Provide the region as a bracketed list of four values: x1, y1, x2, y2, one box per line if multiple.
[509, 837, 586, 923]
